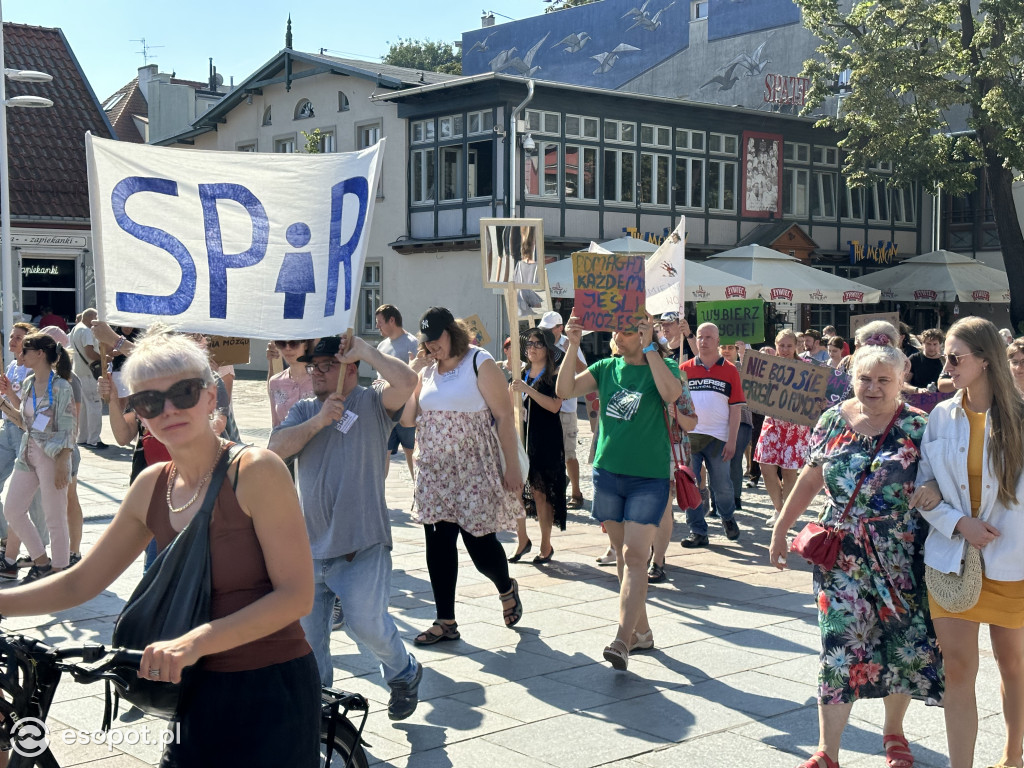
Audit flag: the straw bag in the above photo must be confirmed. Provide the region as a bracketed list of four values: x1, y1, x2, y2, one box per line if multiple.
[925, 543, 983, 613]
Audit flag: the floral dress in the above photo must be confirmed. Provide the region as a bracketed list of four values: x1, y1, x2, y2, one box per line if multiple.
[808, 404, 944, 705]
[754, 416, 810, 469]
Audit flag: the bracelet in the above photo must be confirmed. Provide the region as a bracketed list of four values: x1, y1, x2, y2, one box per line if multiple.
[113, 336, 126, 352]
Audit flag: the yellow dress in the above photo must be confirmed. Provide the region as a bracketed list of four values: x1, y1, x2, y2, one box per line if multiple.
[929, 404, 1024, 627]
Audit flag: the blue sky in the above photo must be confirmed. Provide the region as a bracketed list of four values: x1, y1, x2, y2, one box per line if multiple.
[4, 0, 549, 101]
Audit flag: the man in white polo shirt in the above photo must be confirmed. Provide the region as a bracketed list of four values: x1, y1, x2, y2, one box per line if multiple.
[539, 311, 587, 508]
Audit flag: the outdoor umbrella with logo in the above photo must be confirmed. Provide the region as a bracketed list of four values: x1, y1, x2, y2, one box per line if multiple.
[706, 244, 881, 304]
[856, 249, 1011, 304]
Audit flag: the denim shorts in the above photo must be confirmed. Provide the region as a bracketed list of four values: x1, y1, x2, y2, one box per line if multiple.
[591, 467, 670, 526]
[388, 424, 415, 452]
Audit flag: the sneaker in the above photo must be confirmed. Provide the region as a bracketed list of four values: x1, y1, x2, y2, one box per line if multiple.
[68, 552, 82, 567]
[387, 660, 422, 721]
[91, 441, 108, 449]
[0, 560, 17, 580]
[647, 562, 666, 583]
[680, 534, 709, 549]
[595, 548, 617, 566]
[14, 556, 32, 570]
[723, 519, 741, 541]
[734, 497, 743, 511]
[21, 563, 53, 583]
[331, 598, 345, 630]
[745, 477, 759, 489]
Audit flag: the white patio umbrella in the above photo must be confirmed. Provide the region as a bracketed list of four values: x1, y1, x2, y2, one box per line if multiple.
[706, 244, 881, 304]
[856, 249, 1011, 303]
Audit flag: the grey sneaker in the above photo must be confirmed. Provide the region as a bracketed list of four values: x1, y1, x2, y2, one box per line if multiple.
[388, 660, 423, 721]
[331, 598, 345, 630]
[21, 563, 53, 583]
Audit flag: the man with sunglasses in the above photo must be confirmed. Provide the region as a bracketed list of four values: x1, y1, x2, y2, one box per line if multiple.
[375, 304, 419, 478]
[268, 334, 424, 721]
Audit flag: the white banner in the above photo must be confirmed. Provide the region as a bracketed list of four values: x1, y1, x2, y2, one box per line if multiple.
[644, 219, 686, 316]
[86, 134, 385, 339]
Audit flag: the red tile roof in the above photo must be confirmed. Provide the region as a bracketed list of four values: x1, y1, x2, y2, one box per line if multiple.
[102, 77, 147, 143]
[3, 22, 116, 221]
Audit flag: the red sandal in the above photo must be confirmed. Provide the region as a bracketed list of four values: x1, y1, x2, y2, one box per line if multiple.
[796, 751, 839, 768]
[883, 734, 914, 768]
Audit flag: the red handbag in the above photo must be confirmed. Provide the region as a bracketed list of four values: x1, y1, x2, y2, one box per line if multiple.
[662, 408, 702, 510]
[790, 407, 901, 569]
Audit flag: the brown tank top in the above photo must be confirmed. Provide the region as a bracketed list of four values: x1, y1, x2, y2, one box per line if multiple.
[146, 458, 310, 672]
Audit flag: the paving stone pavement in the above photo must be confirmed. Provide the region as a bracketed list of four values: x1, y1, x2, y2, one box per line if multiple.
[8, 378, 1001, 767]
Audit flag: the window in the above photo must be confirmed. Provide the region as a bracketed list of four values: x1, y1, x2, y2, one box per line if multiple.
[709, 133, 738, 155]
[641, 124, 672, 149]
[439, 115, 464, 140]
[316, 131, 335, 153]
[892, 185, 916, 224]
[525, 109, 559, 135]
[467, 140, 494, 198]
[603, 149, 636, 204]
[605, 120, 636, 144]
[440, 146, 463, 201]
[338, 92, 350, 112]
[640, 152, 670, 206]
[782, 168, 809, 217]
[274, 137, 295, 153]
[811, 171, 837, 219]
[103, 93, 125, 111]
[867, 181, 889, 223]
[692, 0, 708, 19]
[565, 114, 599, 140]
[870, 160, 893, 172]
[707, 159, 737, 211]
[294, 99, 315, 120]
[674, 156, 704, 209]
[411, 119, 434, 144]
[237, 142, 257, 152]
[841, 181, 864, 221]
[783, 142, 810, 164]
[358, 123, 382, 148]
[565, 145, 598, 201]
[467, 110, 494, 135]
[525, 141, 560, 198]
[675, 128, 705, 152]
[812, 145, 838, 166]
[411, 149, 435, 204]
[262, 106, 272, 127]
[360, 262, 382, 335]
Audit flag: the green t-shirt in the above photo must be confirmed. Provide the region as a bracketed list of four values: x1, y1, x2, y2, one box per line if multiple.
[590, 356, 681, 479]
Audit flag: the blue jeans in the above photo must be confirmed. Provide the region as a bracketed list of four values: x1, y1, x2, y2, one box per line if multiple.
[711, 422, 752, 512]
[687, 435, 737, 536]
[0, 420, 44, 544]
[300, 543, 418, 689]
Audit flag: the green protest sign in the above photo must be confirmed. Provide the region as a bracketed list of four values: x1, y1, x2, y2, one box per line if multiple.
[696, 299, 765, 344]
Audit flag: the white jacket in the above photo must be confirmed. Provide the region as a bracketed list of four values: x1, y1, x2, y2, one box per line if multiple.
[917, 390, 1024, 581]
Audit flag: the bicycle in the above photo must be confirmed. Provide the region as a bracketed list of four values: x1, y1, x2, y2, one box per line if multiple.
[0, 634, 370, 768]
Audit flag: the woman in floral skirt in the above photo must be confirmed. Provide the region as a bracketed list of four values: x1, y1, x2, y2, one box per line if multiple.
[769, 343, 943, 768]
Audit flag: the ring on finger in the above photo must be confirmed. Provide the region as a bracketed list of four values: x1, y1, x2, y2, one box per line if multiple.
[149, 668, 161, 678]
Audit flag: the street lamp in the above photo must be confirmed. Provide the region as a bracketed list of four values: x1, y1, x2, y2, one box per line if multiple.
[0, 6, 54, 364]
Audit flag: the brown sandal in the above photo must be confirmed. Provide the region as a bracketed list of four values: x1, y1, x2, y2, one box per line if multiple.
[602, 638, 629, 670]
[500, 578, 523, 627]
[414, 620, 460, 646]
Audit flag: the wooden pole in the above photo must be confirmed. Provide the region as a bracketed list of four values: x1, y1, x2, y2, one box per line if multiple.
[504, 284, 524, 438]
[335, 327, 354, 394]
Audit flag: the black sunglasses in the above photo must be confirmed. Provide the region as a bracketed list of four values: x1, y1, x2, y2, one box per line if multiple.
[524, 341, 547, 350]
[127, 378, 206, 419]
[274, 340, 304, 349]
[943, 351, 975, 367]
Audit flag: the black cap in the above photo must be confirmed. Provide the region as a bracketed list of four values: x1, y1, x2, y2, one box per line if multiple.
[418, 307, 455, 343]
[297, 336, 341, 362]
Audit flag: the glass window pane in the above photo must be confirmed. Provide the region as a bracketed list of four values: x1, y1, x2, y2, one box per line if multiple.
[621, 152, 634, 202]
[691, 158, 704, 207]
[604, 149, 617, 200]
[692, 132, 705, 151]
[544, 113, 559, 134]
[566, 115, 580, 137]
[583, 118, 599, 138]
[565, 145, 579, 197]
[723, 163, 735, 209]
[675, 128, 689, 150]
[641, 125, 654, 145]
[708, 161, 721, 208]
[582, 147, 597, 200]
[640, 153, 653, 204]
[656, 155, 669, 205]
[621, 123, 635, 143]
[542, 143, 559, 196]
[605, 120, 618, 141]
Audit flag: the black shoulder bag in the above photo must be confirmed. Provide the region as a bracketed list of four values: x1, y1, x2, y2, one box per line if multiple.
[107, 443, 244, 722]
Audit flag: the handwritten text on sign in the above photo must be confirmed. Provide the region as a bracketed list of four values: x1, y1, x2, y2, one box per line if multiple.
[741, 351, 829, 427]
[572, 252, 645, 332]
[696, 299, 765, 344]
[86, 134, 384, 339]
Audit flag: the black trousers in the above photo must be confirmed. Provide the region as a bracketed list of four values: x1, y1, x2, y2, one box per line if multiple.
[423, 521, 513, 619]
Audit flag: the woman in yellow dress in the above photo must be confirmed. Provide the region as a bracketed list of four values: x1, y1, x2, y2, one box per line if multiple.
[912, 316, 1024, 768]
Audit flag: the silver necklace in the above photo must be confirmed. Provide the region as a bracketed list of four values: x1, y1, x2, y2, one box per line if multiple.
[166, 441, 227, 514]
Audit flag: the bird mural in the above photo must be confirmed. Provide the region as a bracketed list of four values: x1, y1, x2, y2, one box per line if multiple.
[727, 39, 771, 76]
[627, 2, 676, 32]
[488, 47, 518, 73]
[468, 32, 496, 55]
[503, 33, 550, 76]
[701, 60, 743, 90]
[592, 43, 641, 74]
[552, 32, 592, 53]
[621, 1, 652, 22]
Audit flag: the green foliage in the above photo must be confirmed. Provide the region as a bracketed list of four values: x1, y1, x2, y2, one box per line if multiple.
[301, 128, 325, 154]
[382, 38, 462, 75]
[545, 0, 599, 11]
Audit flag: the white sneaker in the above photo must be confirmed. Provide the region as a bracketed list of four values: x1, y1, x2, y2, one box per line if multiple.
[766, 513, 779, 527]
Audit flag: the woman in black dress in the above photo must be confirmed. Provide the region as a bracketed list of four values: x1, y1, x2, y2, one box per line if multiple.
[508, 328, 566, 564]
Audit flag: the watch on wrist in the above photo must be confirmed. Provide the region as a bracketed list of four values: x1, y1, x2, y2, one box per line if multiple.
[643, 342, 658, 355]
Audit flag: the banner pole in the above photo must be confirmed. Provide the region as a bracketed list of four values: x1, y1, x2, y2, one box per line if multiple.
[504, 285, 524, 438]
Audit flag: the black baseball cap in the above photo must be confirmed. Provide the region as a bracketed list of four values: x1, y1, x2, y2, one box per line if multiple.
[297, 336, 341, 362]
[418, 307, 455, 343]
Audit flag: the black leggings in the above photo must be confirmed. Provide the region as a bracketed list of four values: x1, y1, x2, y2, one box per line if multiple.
[423, 521, 513, 619]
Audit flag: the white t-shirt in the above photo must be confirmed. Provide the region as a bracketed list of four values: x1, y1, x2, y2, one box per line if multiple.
[555, 335, 586, 413]
[68, 323, 95, 379]
[419, 347, 491, 413]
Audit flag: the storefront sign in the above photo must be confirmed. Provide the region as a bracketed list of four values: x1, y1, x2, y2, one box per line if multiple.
[621, 226, 670, 246]
[20, 258, 76, 288]
[849, 239, 898, 265]
[763, 74, 810, 107]
[740, 351, 829, 427]
[572, 252, 645, 332]
[696, 299, 764, 344]
[6, 234, 87, 248]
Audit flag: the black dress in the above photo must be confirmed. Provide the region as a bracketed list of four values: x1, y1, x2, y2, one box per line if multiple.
[522, 371, 567, 530]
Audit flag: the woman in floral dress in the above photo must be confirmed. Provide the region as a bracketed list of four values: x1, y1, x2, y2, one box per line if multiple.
[755, 329, 813, 525]
[769, 344, 943, 768]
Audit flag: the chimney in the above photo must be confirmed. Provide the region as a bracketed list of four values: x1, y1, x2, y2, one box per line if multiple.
[482, 12, 495, 27]
[285, 15, 293, 49]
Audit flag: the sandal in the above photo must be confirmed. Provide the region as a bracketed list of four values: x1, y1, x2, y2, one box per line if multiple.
[602, 638, 629, 670]
[796, 751, 839, 768]
[566, 495, 584, 510]
[883, 734, 913, 768]
[414, 620, 460, 646]
[500, 579, 523, 627]
[629, 629, 654, 652]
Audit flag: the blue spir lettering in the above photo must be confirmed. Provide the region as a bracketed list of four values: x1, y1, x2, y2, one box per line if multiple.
[110, 177, 197, 315]
[325, 177, 369, 317]
[199, 184, 269, 319]
[276, 222, 316, 320]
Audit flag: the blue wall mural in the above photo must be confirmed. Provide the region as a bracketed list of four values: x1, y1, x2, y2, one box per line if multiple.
[462, 0, 691, 91]
[707, 0, 802, 42]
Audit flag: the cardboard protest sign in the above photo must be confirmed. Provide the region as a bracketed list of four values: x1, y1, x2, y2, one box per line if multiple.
[572, 252, 645, 332]
[825, 366, 852, 408]
[740, 351, 830, 427]
[206, 336, 250, 366]
[461, 314, 492, 347]
[87, 134, 385, 339]
[849, 312, 900, 337]
[696, 299, 765, 344]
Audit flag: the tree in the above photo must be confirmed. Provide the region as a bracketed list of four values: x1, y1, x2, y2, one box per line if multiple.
[382, 38, 461, 75]
[544, 0, 599, 10]
[797, 0, 1024, 333]
[301, 128, 325, 154]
